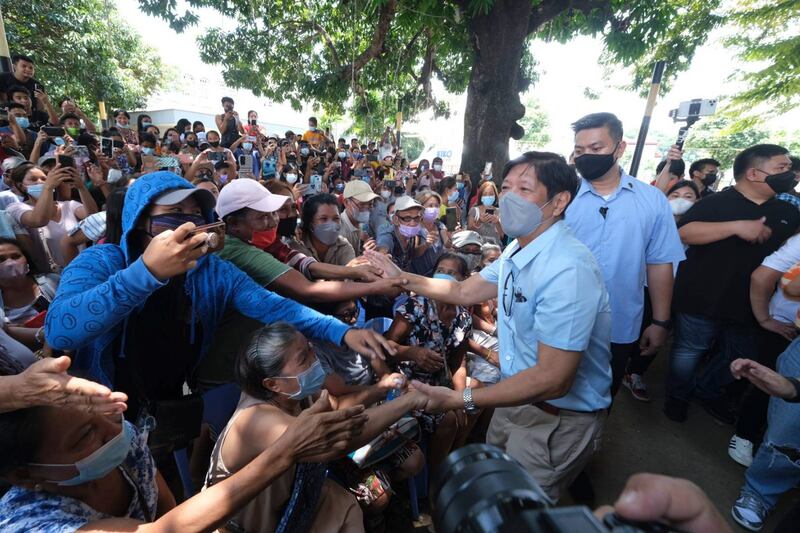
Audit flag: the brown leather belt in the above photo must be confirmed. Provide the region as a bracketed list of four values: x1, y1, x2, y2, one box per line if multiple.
[532, 401, 603, 416]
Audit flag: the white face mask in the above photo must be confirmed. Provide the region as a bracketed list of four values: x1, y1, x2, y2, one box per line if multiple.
[285, 173, 298, 185]
[669, 197, 695, 216]
[433, 164, 442, 172]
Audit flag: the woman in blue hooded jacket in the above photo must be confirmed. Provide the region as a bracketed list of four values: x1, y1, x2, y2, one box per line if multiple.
[43, 171, 393, 421]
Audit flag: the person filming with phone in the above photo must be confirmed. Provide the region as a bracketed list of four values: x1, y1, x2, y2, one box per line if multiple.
[215, 96, 244, 149]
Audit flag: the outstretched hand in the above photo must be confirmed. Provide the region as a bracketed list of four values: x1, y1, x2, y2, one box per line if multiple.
[343, 328, 397, 361]
[3, 356, 128, 415]
[731, 358, 796, 400]
[365, 249, 403, 279]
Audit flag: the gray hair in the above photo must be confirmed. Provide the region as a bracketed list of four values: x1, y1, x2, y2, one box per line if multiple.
[481, 243, 502, 260]
[236, 322, 299, 401]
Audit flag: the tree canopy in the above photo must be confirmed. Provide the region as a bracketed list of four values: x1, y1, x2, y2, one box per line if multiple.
[4, 0, 166, 113]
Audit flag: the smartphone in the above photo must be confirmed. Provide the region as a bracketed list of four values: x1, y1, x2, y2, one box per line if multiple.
[57, 154, 76, 168]
[445, 207, 457, 232]
[188, 221, 226, 252]
[309, 174, 322, 195]
[74, 145, 90, 159]
[246, 135, 257, 142]
[385, 180, 396, 190]
[43, 126, 66, 137]
[367, 154, 378, 162]
[207, 151, 225, 163]
[486, 208, 495, 215]
[238, 154, 253, 170]
[484, 161, 492, 175]
[249, 119, 257, 126]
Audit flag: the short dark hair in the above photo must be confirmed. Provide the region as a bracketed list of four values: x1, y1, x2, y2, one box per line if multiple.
[6, 85, 30, 100]
[501, 151, 580, 211]
[656, 158, 685, 177]
[77, 132, 98, 147]
[10, 162, 35, 186]
[221, 96, 234, 105]
[0, 237, 39, 275]
[300, 193, 339, 238]
[11, 54, 33, 65]
[114, 109, 130, 120]
[733, 144, 789, 181]
[571, 112, 624, 143]
[436, 177, 457, 196]
[140, 132, 158, 145]
[667, 179, 700, 199]
[689, 158, 721, 176]
[5, 103, 25, 112]
[308, 116, 318, 125]
[206, 130, 220, 141]
[0, 406, 45, 476]
[192, 120, 205, 130]
[222, 206, 253, 225]
[59, 112, 81, 124]
[790, 156, 800, 172]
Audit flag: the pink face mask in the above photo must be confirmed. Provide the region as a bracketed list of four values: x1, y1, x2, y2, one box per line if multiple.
[0, 258, 29, 279]
[398, 223, 421, 238]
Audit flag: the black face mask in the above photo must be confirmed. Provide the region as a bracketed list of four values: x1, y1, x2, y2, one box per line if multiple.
[277, 216, 297, 238]
[762, 170, 798, 194]
[209, 141, 220, 148]
[187, 140, 198, 148]
[574, 143, 619, 181]
[701, 172, 717, 187]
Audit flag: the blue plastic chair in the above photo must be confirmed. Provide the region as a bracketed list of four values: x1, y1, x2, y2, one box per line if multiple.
[174, 383, 241, 497]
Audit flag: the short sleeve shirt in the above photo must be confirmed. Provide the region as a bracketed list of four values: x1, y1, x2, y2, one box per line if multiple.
[480, 221, 612, 411]
[673, 187, 800, 324]
[0, 422, 158, 532]
[565, 171, 685, 343]
[761, 234, 800, 324]
[215, 235, 290, 286]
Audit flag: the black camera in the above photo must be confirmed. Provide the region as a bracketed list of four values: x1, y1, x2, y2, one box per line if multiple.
[432, 445, 683, 533]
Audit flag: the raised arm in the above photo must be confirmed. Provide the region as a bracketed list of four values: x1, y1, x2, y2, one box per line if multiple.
[365, 249, 496, 306]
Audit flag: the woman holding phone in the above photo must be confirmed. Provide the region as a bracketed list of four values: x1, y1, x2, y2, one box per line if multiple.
[5, 158, 97, 272]
[468, 180, 504, 245]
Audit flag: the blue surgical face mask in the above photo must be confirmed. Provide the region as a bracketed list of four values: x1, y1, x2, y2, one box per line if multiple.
[300, 147, 310, 156]
[481, 195, 496, 206]
[499, 191, 552, 238]
[141, 147, 155, 156]
[456, 181, 465, 190]
[353, 209, 371, 224]
[278, 360, 327, 400]
[242, 142, 253, 151]
[15, 116, 29, 129]
[26, 183, 44, 199]
[29, 417, 133, 486]
[141, 121, 152, 128]
[433, 272, 458, 282]
[448, 191, 459, 204]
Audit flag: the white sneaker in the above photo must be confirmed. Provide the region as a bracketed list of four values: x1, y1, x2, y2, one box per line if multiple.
[728, 435, 754, 467]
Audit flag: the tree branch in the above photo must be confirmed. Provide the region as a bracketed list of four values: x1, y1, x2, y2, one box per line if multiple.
[338, 0, 398, 81]
[299, 0, 342, 69]
[527, 0, 611, 34]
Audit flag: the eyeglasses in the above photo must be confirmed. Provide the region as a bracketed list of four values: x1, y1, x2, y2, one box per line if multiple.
[349, 198, 373, 210]
[396, 214, 421, 223]
[334, 307, 359, 322]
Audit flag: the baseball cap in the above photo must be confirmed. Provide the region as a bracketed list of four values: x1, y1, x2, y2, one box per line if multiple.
[344, 180, 379, 202]
[153, 187, 217, 213]
[216, 178, 290, 219]
[394, 196, 423, 213]
[2, 156, 27, 174]
[451, 230, 483, 249]
[36, 154, 56, 167]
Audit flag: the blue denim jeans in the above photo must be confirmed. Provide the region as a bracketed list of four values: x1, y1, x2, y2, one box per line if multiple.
[741, 339, 800, 509]
[666, 312, 757, 403]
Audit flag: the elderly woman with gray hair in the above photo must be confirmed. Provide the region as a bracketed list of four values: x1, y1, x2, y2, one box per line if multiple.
[204, 322, 429, 533]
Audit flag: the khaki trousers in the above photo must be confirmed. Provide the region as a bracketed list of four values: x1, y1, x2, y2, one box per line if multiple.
[487, 403, 606, 501]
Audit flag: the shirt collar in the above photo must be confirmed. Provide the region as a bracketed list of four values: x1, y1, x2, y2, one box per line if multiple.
[577, 166, 637, 198]
[503, 220, 566, 270]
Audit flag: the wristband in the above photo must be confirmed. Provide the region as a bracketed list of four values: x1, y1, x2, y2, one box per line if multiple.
[786, 377, 800, 403]
[651, 319, 673, 330]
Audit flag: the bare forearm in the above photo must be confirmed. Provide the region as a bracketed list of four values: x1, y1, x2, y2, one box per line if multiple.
[77, 187, 99, 215]
[347, 393, 418, 449]
[653, 163, 674, 193]
[751, 281, 775, 323]
[140, 442, 294, 532]
[646, 264, 673, 321]
[473, 368, 572, 408]
[335, 384, 388, 409]
[679, 221, 739, 245]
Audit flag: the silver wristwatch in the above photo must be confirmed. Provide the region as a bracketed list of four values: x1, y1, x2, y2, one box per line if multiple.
[463, 387, 479, 415]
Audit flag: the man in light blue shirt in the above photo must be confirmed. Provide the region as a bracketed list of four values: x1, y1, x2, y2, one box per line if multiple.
[567, 112, 685, 401]
[367, 152, 612, 500]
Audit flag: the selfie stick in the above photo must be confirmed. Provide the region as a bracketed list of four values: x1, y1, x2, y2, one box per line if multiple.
[628, 61, 666, 178]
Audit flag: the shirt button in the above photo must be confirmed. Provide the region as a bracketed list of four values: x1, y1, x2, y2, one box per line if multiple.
[506, 356, 511, 361]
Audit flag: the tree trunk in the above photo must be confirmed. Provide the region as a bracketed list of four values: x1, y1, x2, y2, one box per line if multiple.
[460, 0, 532, 188]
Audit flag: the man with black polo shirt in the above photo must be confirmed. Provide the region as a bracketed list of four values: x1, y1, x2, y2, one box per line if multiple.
[665, 144, 800, 423]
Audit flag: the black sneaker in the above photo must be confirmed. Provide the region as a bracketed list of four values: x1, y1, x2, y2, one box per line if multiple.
[663, 397, 688, 422]
[695, 395, 735, 426]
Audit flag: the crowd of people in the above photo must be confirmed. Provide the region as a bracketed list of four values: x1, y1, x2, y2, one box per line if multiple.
[0, 52, 798, 533]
